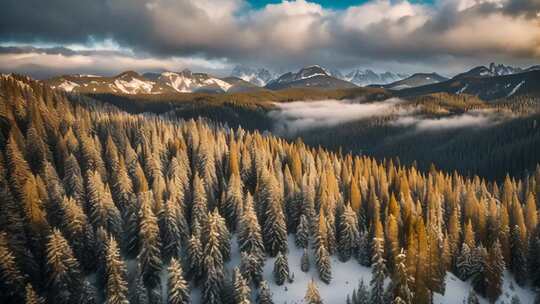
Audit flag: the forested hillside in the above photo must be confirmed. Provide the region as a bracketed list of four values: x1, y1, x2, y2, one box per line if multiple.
[1, 75, 540, 304]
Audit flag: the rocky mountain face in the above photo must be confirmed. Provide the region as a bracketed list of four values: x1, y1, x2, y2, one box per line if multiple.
[265, 65, 357, 90]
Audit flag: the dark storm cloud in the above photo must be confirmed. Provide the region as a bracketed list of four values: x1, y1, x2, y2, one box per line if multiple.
[0, 0, 539, 73]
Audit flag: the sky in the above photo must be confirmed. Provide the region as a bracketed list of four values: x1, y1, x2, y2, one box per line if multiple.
[0, 0, 539, 78]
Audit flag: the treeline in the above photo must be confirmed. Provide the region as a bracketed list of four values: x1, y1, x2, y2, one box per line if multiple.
[0, 75, 539, 304]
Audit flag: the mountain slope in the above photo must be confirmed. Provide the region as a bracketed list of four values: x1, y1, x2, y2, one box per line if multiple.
[265, 65, 357, 90]
[344, 69, 408, 86]
[398, 70, 540, 100]
[377, 73, 448, 90]
[230, 66, 273, 86]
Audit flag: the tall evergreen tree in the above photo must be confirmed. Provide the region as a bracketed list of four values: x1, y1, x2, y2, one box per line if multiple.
[273, 251, 290, 286]
[256, 280, 274, 304]
[304, 280, 323, 304]
[167, 258, 190, 304]
[104, 237, 129, 304]
[370, 237, 386, 304]
[233, 267, 251, 304]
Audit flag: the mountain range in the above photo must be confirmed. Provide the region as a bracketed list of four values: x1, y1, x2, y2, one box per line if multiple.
[45, 70, 257, 95]
[41, 62, 539, 98]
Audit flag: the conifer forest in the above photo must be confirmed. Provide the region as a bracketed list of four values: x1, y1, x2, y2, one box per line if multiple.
[1, 73, 540, 304]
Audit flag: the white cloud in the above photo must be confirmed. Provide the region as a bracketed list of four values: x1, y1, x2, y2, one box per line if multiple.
[269, 98, 405, 134]
[393, 109, 502, 131]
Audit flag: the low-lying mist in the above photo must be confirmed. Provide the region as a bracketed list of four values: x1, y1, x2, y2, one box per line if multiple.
[269, 99, 507, 136]
[392, 109, 502, 131]
[269, 98, 404, 135]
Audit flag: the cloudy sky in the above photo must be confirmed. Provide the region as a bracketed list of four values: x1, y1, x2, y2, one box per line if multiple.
[1, 0, 539, 78]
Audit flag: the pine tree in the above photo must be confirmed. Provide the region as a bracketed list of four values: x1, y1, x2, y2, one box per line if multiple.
[486, 241, 504, 303]
[338, 205, 360, 262]
[187, 233, 204, 283]
[238, 193, 264, 258]
[370, 237, 386, 304]
[104, 237, 129, 304]
[45, 229, 85, 304]
[0, 232, 26, 299]
[301, 248, 310, 272]
[159, 198, 186, 262]
[24, 283, 45, 304]
[191, 172, 208, 228]
[201, 210, 224, 304]
[167, 258, 190, 304]
[137, 191, 162, 296]
[304, 280, 323, 304]
[223, 173, 243, 232]
[86, 170, 122, 239]
[357, 232, 371, 266]
[273, 251, 290, 286]
[528, 236, 540, 288]
[391, 249, 413, 304]
[457, 244, 474, 280]
[256, 280, 274, 304]
[510, 225, 527, 286]
[261, 171, 288, 257]
[233, 267, 251, 304]
[351, 280, 370, 304]
[239, 251, 263, 286]
[315, 242, 332, 284]
[295, 214, 309, 249]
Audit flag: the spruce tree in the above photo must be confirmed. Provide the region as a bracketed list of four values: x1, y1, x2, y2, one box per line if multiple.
[338, 205, 360, 262]
[238, 193, 264, 259]
[301, 248, 310, 272]
[24, 283, 45, 304]
[0, 232, 26, 300]
[295, 214, 310, 249]
[304, 280, 323, 304]
[167, 258, 190, 304]
[45, 229, 85, 304]
[223, 173, 243, 232]
[239, 251, 263, 286]
[391, 249, 413, 304]
[370, 237, 386, 304]
[137, 191, 162, 297]
[233, 267, 251, 304]
[273, 251, 290, 286]
[510, 225, 527, 286]
[256, 280, 274, 304]
[261, 171, 288, 257]
[187, 233, 204, 283]
[352, 280, 370, 304]
[314, 242, 332, 284]
[486, 241, 504, 303]
[104, 236, 129, 304]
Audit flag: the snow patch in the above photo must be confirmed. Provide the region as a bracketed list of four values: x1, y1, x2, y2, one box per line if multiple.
[113, 78, 154, 94]
[507, 81, 525, 97]
[57, 80, 80, 92]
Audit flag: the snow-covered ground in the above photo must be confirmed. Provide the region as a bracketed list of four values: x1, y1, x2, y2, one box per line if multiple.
[151, 234, 536, 303]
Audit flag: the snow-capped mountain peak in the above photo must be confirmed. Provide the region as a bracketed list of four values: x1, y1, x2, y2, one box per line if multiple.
[230, 66, 274, 86]
[343, 69, 408, 86]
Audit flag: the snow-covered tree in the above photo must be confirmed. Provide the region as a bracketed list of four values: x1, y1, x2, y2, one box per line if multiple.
[233, 267, 251, 304]
[167, 258, 190, 304]
[304, 280, 323, 304]
[273, 251, 290, 286]
[370, 237, 386, 304]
